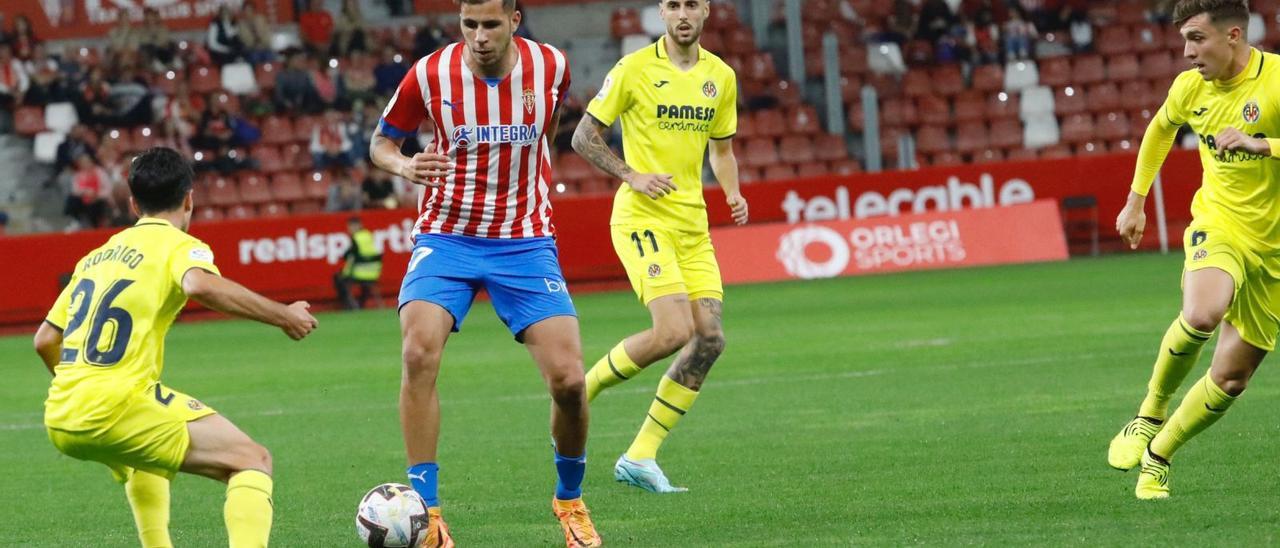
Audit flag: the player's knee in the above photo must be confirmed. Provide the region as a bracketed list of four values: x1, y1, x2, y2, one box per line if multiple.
[696, 332, 725, 358]
[401, 343, 442, 381]
[1181, 307, 1224, 333]
[228, 441, 272, 477]
[548, 370, 586, 408]
[1210, 369, 1250, 397]
[654, 323, 695, 355]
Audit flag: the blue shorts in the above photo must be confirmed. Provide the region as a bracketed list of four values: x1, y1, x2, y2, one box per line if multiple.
[398, 234, 576, 341]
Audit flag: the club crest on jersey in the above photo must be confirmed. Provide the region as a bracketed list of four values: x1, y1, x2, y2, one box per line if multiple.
[648, 263, 662, 277]
[1243, 100, 1261, 124]
[1193, 249, 1208, 261]
[523, 88, 537, 114]
[187, 399, 205, 411]
[702, 80, 717, 98]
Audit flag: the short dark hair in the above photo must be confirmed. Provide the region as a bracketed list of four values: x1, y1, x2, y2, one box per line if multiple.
[1172, 0, 1249, 28]
[458, 0, 516, 12]
[128, 147, 194, 214]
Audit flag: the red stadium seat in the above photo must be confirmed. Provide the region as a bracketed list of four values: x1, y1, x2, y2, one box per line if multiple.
[902, 70, 932, 98]
[1060, 113, 1096, 144]
[972, 148, 1005, 163]
[928, 151, 963, 167]
[1132, 23, 1164, 52]
[881, 97, 918, 128]
[743, 138, 779, 168]
[989, 118, 1023, 150]
[917, 95, 952, 127]
[1107, 53, 1141, 81]
[14, 106, 45, 135]
[238, 172, 272, 204]
[610, 8, 642, 38]
[226, 204, 256, 220]
[773, 80, 803, 109]
[1076, 141, 1110, 156]
[1120, 80, 1155, 111]
[195, 206, 224, 223]
[253, 145, 288, 173]
[1086, 82, 1122, 113]
[986, 92, 1020, 120]
[971, 64, 1004, 92]
[1097, 26, 1133, 56]
[1040, 143, 1073, 159]
[830, 159, 862, 175]
[785, 106, 821, 136]
[953, 91, 985, 123]
[208, 176, 240, 207]
[905, 40, 934, 66]
[557, 153, 595, 182]
[305, 171, 331, 200]
[724, 28, 757, 52]
[737, 114, 759, 139]
[130, 126, 159, 152]
[1139, 51, 1176, 80]
[1038, 56, 1072, 88]
[189, 66, 221, 94]
[1116, 3, 1147, 24]
[293, 115, 322, 143]
[915, 125, 951, 155]
[762, 164, 797, 181]
[255, 62, 278, 90]
[259, 202, 288, 218]
[1163, 26, 1185, 51]
[754, 109, 786, 138]
[813, 133, 850, 162]
[955, 123, 990, 154]
[290, 200, 324, 215]
[778, 135, 815, 164]
[261, 116, 294, 145]
[271, 172, 306, 202]
[1054, 86, 1087, 116]
[1129, 107, 1155, 139]
[701, 29, 725, 53]
[1005, 147, 1037, 161]
[795, 161, 831, 179]
[738, 167, 761, 184]
[1072, 55, 1106, 85]
[281, 142, 309, 170]
[929, 65, 965, 97]
[706, 1, 740, 31]
[1096, 111, 1132, 141]
[865, 74, 902, 99]
[745, 52, 777, 82]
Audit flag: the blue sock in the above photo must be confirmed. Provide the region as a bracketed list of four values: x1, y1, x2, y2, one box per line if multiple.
[554, 450, 586, 500]
[407, 462, 439, 507]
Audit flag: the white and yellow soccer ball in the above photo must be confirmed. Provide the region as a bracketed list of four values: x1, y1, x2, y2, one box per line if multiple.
[355, 483, 430, 548]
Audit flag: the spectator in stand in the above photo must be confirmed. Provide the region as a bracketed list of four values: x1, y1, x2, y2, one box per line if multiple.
[0, 44, 29, 111]
[385, 0, 410, 17]
[878, 0, 917, 46]
[1058, 0, 1093, 52]
[1003, 6, 1038, 60]
[361, 166, 400, 209]
[413, 20, 443, 59]
[349, 100, 381, 163]
[241, 2, 276, 64]
[11, 15, 39, 61]
[0, 14, 9, 47]
[299, 0, 334, 55]
[66, 154, 111, 229]
[158, 80, 202, 156]
[312, 110, 354, 170]
[137, 8, 177, 68]
[970, 7, 1001, 64]
[917, 0, 959, 43]
[0, 210, 8, 236]
[107, 16, 137, 56]
[325, 170, 362, 212]
[106, 58, 154, 127]
[309, 53, 338, 108]
[514, 1, 535, 41]
[332, 0, 368, 56]
[207, 5, 246, 66]
[75, 66, 114, 126]
[24, 43, 66, 105]
[339, 51, 378, 109]
[373, 45, 409, 96]
[275, 50, 323, 113]
[53, 125, 97, 183]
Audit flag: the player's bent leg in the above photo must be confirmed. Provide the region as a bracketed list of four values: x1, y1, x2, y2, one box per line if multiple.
[1138, 323, 1264, 499]
[125, 470, 173, 548]
[181, 414, 273, 548]
[398, 300, 454, 511]
[585, 294, 693, 401]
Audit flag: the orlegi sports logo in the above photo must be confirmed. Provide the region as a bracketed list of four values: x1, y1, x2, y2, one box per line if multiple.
[776, 221, 966, 279]
[452, 124, 539, 150]
[656, 104, 715, 132]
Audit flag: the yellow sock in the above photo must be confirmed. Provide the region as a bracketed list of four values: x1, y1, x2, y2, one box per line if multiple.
[125, 470, 172, 548]
[1138, 314, 1213, 419]
[626, 376, 699, 461]
[586, 341, 644, 402]
[1149, 374, 1236, 460]
[225, 470, 273, 548]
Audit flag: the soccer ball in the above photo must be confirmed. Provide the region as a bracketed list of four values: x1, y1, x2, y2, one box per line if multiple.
[355, 483, 430, 548]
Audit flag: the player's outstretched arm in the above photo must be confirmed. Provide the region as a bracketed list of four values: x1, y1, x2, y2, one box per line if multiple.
[182, 268, 318, 340]
[369, 127, 452, 187]
[709, 138, 747, 225]
[571, 115, 676, 199]
[33, 322, 63, 376]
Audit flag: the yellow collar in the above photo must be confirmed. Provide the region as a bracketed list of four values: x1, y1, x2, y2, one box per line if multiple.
[1215, 47, 1262, 89]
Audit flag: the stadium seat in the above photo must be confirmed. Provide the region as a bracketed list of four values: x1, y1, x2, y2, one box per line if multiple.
[955, 123, 990, 155]
[972, 148, 1005, 163]
[1096, 111, 1132, 141]
[1107, 53, 1140, 81]
[280, 142, 308, 170]
[557, 153, 595, 182]
[706, 1, 740, 31]
[737, 114, 759, 139]
[130, 126, 158, 152]
[795, 161, 831, 179]
[701, 30, 725, 54]
[773, 80, 803, 109]
[902, 70, 932, 98]
[1003, 59, 1039, 91]
[1163, 26, 1186, 50]
[1086, 82, 1122, 113]
[867, 42, 906, 75]
[1006, 147, 1038, 161]
[743, 138, 779, 168]
[839, 46, 869, 76]
[1037, 56, 1072, 88]
[785, 106, 821, 136]
[254, 62, 278, 90]
[1076, 141, 1110, 156]
[1129, 107, 1155, 139]
[237, 173, 272, 204]
[220, 62, 258, 95]
[754, 109, 786, 138]
[1040, 143, 1073, 159]
[929, 65, 965, 97]
[724, 28, 757, 52]
[1060, 113, 1096, 144]
[986, 92, 1020, 120]
[762, 164, 797, 181]
[1115, 3, 1147, 25]
[830, 159, 861, 175]
[153, 70, 179, 96]
[259, 202, 288, 218]
[928, 151, 963, 167]
[291, 199, 324, 215]
[44, 102, 78, 134]
[738, 167, 760, 184]
[1023, 113, 1061, 149]
[1071, 55, 1106, 86]
[1132, 23, 1164, 52]
[195, 206, 224, 223]
[14, 106, 45, 135]
[33, 131, 65, 163]
[1111, 138, 1137, 153]
[880, 97, 916, 128]
[610, 8, 642, 38]
[253, 145, 287, 173]
[864, 73, 902, 99]
[917, 95, 952, 127]
[779, 135, 815, 164]
[989, 118, 1023, 150]
[1053, 86, 1086, 116]
[971, 64, 1004, 92]
[1019, 86, 1055, 120]
[813, 133, 850, 162]
[1139, 51, 1176, 80]
[915, 125, 951, 155]
[208, 176, 240, 207]
[261, 116, 295, 145]
[226, 204, 256, 220]
[953, 91, 986, 123]
[1097, 26, 1134, 56]
[190, 66, 222, 94]
[1119, 80, 1154, 110]
[805, 49, 827, 79]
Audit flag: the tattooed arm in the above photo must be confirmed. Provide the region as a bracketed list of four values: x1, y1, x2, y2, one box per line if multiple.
[571, 115, 676, 199]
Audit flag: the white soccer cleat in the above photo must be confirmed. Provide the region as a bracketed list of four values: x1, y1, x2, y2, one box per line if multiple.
[613, 455, 688, 494]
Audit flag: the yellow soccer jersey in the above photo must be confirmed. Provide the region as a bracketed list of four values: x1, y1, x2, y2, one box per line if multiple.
[1161, 48, 1280, 249]
[44, 218, 220, 431]
[586, 36, 738, 234]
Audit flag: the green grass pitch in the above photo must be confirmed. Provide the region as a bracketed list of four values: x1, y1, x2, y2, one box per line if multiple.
[2, 254, 1278, 546]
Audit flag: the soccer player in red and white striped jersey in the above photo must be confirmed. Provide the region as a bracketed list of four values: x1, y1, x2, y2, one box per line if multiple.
[368, 1, 600, 546]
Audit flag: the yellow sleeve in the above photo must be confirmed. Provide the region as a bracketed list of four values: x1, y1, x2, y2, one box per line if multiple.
[1269, 138, 1280, 158]
[710, 69, 738, 140]
[585, 60, 633, 127]
[1130, 74, 1193, 196]
[169, 238, 221, 288]
[44, 277, 76, 330]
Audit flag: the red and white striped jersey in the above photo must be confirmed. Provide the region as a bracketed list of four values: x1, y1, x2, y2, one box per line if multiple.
[380, 37, 571, 239]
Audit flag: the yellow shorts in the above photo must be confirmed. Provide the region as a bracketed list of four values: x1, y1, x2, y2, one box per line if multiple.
[47, 383, 217, 483]
[1183, 221, 1280, 351]
[611, 225, 724, 305]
